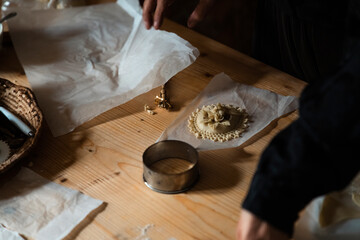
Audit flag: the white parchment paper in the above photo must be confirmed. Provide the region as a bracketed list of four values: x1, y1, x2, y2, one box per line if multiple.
[2, 0, 56, 10]
[0, 225, 24, 240]
[158, 73, 299, 151]
[294, 196, 360, 240]
[0, 167, 104, 240]
[1, 0, 87, 10]
[6, 0, 199, 136]
[294, 173, 360, 240]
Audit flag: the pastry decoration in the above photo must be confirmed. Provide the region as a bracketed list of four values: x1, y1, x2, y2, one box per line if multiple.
[144, 104, 155, 115]
[188, 103, 249, 142]
[155, 85, 172, 109]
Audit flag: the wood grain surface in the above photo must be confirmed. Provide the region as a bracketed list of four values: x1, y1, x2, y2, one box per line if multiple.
[0, 4, 306, 239]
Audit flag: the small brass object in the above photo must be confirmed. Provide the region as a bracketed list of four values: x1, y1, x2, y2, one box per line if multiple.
[155, 85, 172, 109]
[144, 104, 155, 115]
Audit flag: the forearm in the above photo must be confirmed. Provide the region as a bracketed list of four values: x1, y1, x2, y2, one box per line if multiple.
[243, 119, 360, 235]
[243, 122, 359, 235]
[243, 43, 360, 236]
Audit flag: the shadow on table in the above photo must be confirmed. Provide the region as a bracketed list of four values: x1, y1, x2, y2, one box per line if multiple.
[190, 147, 253, 193]
[64, 202, 107, 240]
[0, 123, 90, 194]
[189, 112, 295, 193]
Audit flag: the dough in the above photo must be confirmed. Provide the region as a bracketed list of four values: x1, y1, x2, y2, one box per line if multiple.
[319, 173, 360, 227]
[319, 192, 360, 227]
[188, 103, 249, 142]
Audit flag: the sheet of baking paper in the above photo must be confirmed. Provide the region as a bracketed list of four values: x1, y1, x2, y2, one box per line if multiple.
[294, 196, 360, 240]
[0, 225, 24, 240]
[1, 0, 55, 10]
[158, 73, 299, 151]
[294, 173, 360, 240]
[0, 167, 104, 240]
[6, 0, 199, 136]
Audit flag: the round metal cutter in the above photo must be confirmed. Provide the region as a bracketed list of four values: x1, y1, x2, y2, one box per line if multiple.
[143, 140, 199, 194]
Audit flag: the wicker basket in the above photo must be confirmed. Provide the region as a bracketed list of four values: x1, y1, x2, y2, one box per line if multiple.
[0, 78, 43, 174]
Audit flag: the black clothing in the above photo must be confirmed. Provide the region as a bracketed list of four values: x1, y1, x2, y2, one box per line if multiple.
[242, 0, 360, 236]
[252, 0, 358, 83]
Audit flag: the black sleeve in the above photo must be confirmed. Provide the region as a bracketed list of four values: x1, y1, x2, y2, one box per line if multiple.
[242, 43, 360, 236]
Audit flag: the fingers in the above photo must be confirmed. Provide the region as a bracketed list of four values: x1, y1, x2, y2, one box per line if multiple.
[153, 0, 166, 29]
[236, 209, 258, 240]
[143, 0, 211, 30]
[236, 209, 289, 240]
[142, 0, 156, 29]
[187, 0, 215, 28]
[142, 0, 172, 30]
[143, 0, 210, 30]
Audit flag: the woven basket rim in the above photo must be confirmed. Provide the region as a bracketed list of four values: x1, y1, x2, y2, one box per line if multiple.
[0, 78, 44, 173]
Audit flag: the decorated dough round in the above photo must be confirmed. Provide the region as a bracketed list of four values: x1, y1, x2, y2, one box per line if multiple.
[188, 103, 249, 142]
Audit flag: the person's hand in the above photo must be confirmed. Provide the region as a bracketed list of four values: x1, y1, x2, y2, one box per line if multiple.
[142, 0, 216, 30]
[236, 209, 289, 240]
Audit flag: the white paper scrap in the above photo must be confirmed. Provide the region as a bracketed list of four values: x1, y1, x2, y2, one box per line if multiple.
[7, 0, 199, 136]
[0, 167, 104, 240]
[158, 73, 299, 151]
[294, 196, 360, 240]
[294, 172, 360, 240]
[0, 225, 24, 240]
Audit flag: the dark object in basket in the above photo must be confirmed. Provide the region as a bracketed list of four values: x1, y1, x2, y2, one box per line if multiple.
[0, 111, 27, 149]
[0, 78, 43, 174]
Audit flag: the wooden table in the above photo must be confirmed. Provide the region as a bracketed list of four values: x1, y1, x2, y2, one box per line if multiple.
[0, 10, 306, 240]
